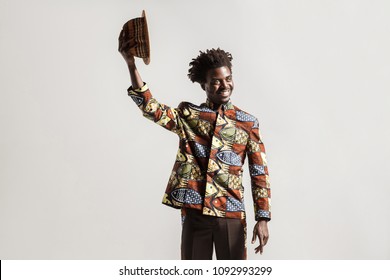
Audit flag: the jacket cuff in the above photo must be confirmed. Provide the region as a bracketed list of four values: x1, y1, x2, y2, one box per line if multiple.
[255, 210, 271, 221]
[127, 82, 148, 94]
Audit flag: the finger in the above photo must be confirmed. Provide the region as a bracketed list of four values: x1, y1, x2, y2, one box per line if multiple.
[254, 244, 263, 254]
[119, 29, 127, 44]
[255, 242, 264, 254]
[119, 40, 131, 53]
[118, 29, 124, 51]
[122, 23, 129, 38]
[263, 235, 269, 246]
[118, 28, 131, 42]
[259, 231, 264, 254]
[121, 40, 131, 48]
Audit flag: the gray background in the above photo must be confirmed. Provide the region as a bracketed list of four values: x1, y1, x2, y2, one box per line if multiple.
[1, 0, 389, 259]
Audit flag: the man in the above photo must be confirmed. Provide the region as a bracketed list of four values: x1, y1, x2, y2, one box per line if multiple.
[119, 37, 271, 259]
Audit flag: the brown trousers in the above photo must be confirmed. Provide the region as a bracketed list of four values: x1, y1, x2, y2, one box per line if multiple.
[181, 209, 247, 260]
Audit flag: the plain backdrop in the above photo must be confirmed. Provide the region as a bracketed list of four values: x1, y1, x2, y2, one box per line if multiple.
[1, 0, 389, 259]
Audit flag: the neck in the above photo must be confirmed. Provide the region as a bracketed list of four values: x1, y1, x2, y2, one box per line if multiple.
[207, 99, 229, 110]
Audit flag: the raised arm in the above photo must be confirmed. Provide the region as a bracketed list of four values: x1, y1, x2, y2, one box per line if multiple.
[118, 27, 184, 136]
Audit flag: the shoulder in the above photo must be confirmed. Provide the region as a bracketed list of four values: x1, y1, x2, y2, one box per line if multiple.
[178, 101, 216, 114]
[232, 104, 259, 129]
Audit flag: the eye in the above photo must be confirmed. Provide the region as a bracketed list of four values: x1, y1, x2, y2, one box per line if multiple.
[226, 76, 232, 82]
[212, 80, 220, 85]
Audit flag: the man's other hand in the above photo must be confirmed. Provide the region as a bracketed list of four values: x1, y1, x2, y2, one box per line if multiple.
[251, 220, 269, 254]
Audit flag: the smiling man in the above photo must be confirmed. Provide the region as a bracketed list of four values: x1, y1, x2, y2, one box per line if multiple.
[119, 43, 271, 259]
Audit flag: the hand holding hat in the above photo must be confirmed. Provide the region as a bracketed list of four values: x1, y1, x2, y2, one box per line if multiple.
[118, 10, 151, 65]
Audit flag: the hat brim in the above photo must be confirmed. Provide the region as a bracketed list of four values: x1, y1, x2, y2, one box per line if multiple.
[141, 10, 150, 65]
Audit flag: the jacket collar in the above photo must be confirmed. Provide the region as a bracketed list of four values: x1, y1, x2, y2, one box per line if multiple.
[205, 98, 234, 111]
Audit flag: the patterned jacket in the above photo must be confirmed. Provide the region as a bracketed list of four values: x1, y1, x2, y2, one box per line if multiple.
[128, 83, 271, 221]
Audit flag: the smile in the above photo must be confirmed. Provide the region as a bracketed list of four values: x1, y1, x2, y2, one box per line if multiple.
[218, 90, 230, 97]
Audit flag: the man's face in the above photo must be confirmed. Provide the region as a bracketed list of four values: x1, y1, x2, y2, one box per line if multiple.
[202, 66, 234, 105]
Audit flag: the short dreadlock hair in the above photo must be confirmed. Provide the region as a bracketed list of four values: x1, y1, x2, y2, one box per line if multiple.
[187, 48, 233, 84]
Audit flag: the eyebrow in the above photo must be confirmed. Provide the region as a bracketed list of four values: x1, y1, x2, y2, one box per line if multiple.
[211, 75, 232, 79]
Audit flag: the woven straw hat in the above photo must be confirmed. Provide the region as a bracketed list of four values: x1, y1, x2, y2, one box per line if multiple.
[120, 10, 151, 65]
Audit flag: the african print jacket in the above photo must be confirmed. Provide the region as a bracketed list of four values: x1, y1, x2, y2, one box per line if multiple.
[128, 83, 271, 221]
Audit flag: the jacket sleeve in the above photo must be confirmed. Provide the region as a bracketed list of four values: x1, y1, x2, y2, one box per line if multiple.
[246, 120, 271, 221]
[127, 83, 184, 136]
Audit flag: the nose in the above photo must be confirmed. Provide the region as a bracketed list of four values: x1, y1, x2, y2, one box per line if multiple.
[221, 80, 228, 88]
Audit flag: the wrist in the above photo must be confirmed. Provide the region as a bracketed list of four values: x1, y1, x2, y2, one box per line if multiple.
[127, 61, 136, 69]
